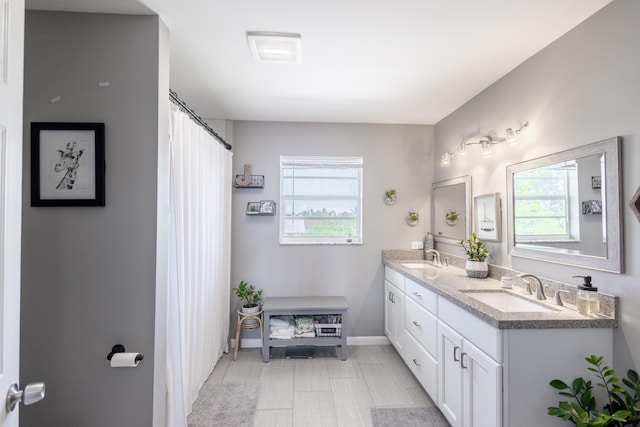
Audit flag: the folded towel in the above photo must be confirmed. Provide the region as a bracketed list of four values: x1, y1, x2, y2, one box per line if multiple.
[270, 315, 294, 327]
[294, 331, 315, 338]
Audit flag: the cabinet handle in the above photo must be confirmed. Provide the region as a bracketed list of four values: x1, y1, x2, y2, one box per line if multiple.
[412, 292, 422, 298]
[453, 346, 461, 362]
[388, 291, 392, 302]
[412, 358, 421, 367]
[412, 321, 421, 327]
[391, 293, 395, 303]
[461, 352, 468, 369]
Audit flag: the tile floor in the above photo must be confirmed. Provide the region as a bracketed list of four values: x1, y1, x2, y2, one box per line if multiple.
[194, 345, 436, 427]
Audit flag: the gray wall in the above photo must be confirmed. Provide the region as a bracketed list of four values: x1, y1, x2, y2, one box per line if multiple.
[21, 11, 166, 426]
[231, 121, 433, 338]
[433, 0, 640, 371]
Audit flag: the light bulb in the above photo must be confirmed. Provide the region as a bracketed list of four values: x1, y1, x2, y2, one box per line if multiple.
[481, 141, 492, 157]
[459, 142, 467, 156]
[441, 153, 451, 167]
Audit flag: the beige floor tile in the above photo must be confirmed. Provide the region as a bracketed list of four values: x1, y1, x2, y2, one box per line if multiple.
[253, 408, 293, 427]
[257, 366, 295, 409]
[223, 350, 263, 383]
[408, 386, 436, 408]
[331, 377, 374, 427]
[351, 345, 396, 364]
[203, 354, 231, 385]
[360, 363, 414, 407]
[327, 357, 363, 378]
[385, 352, 421, 388]
[293, 391, 338, 427]
[294, 358, 331, 391]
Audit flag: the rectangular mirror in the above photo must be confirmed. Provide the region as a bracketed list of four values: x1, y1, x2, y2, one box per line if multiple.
[506, 137, 623, 273]
[432, 175, 471, 244]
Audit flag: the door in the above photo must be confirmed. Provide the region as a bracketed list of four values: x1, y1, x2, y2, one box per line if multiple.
[0, 0, 25, 425]
[462, 340, 502, 427]
[437, 321, 463, 427]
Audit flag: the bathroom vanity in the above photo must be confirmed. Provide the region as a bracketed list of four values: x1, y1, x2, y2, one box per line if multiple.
[384, 261, 616, 427]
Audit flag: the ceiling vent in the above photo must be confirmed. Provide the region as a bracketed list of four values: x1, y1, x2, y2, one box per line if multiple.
[247, 32, 302, 64]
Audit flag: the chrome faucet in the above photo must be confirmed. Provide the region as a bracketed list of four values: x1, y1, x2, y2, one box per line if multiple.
[516, 273, 546, 300]
[424, 249, 442, 266]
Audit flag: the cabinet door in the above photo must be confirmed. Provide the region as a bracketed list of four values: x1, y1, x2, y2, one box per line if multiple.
[384, 280, 395, 340]
[438, 321, 464, 427]
[384, 280, 404, 351]
[462, 340, 502, 427]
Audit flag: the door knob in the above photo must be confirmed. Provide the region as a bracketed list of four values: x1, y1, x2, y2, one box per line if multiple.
[6, 382, 45, 412]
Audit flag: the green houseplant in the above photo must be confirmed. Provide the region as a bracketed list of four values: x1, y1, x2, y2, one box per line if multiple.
[445, 210, 459, 224]
[407, 211, 419, 226]
[460, 232, 490, 278]
[232, 280, 264, 314]
[548, 355, 640, 426]
[384, 189, 397, 204]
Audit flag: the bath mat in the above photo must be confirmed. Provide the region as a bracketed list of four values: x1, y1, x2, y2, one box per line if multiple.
[371, 407, 449, 427]
[187, 382, 260, 427]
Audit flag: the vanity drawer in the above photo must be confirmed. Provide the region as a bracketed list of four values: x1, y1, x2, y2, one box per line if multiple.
[405, 277, 437, 314]
[402, 329, 438, 400]
[405, 297, 438, 358]
[385, 266, 405, 292]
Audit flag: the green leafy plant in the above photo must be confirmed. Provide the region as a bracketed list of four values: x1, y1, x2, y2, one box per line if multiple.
[408, 211, 419, 222]
[385, 189, 396, 198]
[446, 210, 459, 221]
[232, 281, 264, 308]
[548, 355, 640, 426]
[460, 232, 489, 261]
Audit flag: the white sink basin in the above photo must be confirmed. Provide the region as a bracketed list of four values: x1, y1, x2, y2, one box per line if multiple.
[401, 262, 443, 269]
[462, 290, 554, 313]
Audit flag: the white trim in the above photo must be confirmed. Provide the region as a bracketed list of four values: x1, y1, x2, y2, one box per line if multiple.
[232, 336, 390, 349]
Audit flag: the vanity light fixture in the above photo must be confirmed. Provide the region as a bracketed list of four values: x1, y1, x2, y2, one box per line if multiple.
[441, 121, 529, 167]
[247, 32, 302, 64]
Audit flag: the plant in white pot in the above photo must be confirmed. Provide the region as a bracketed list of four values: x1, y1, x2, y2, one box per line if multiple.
[461, 232, 490, 279]
[232, 280, 264, 314]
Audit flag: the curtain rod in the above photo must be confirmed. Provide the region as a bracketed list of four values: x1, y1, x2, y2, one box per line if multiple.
[169, 89, 232, 151]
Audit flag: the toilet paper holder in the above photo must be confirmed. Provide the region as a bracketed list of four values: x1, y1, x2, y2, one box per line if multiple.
[107, 344, 144, 363]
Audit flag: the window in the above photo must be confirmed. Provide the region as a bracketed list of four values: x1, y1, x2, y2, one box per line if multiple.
[280, 156, 363, 244]
[513, 161, 576, 241]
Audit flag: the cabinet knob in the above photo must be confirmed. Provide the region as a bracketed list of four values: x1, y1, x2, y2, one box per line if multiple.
[412, 358, 421, 367]
[453, 346, 461, 362]
[412, 321, 421, 327]
[412, 292, 422, 298]
[461, 352, 469, 369]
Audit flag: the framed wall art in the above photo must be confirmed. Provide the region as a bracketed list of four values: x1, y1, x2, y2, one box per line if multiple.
[474, 193, 501, 241]
[31, 122, 105, 206]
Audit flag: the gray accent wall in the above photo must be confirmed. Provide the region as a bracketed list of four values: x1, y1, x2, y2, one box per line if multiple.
[433, 0, 640, 371]
[21, 11, 168, 426]
[231, 121, 434, 338]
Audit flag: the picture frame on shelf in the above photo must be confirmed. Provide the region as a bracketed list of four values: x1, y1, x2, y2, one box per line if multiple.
[591, 176, 601, 189]
[246, 202, 260, 215]
[474, 193, 501, 241]
[30, 122, 105, 207]
[259, 200, 275, 215]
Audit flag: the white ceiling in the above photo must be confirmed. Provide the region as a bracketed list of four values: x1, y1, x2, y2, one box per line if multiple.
[26, 0, 612, 125]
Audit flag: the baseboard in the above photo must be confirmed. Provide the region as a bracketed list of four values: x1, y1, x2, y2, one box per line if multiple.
[231, 336, 390, 349]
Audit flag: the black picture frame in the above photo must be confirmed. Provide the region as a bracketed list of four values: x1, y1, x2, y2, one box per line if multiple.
[31, 122, 105, 206]
[591, 176, 601, 189]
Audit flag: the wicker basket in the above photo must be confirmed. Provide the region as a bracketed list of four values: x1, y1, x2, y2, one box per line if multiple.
[314, 323, 342, 337]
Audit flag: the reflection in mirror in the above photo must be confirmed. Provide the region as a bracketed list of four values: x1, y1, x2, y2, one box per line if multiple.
[507, 137, 622, 273]
[432, 176, 471, 244]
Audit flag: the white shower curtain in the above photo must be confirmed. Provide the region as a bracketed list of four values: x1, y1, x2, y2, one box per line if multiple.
[166, 104, 232, 427]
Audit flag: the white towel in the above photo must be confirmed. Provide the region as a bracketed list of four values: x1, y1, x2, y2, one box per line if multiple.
[270, 316, 294, 327]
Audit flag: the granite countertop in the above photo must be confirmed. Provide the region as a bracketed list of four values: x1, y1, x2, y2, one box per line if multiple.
[384, 260, 617, 330]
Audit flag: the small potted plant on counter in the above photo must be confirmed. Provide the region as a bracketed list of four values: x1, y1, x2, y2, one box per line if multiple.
[461, 232, 489, 278]
[384, 189, 397, 205]
[232, 280, 264, 314]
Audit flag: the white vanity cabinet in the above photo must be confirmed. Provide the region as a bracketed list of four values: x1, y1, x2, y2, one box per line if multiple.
[437, 320, 501, 427]
[384, 267, 405, 352]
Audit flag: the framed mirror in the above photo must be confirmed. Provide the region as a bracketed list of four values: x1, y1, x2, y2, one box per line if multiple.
[432, 175, 471, 244]
[506, 137, 623, 273]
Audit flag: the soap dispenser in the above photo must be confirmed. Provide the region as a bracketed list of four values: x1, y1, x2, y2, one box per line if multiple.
[573, 275, 600, 316]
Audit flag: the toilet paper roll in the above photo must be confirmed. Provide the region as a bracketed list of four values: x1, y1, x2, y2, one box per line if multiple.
[110, 352, 142, 368]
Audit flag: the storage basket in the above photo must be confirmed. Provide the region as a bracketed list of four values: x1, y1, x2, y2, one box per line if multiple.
[314, 323, 342, 337]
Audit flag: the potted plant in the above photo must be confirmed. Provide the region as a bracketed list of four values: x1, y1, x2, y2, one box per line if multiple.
[446, 210, 459, 225]
[384, 189, 397, 205]
[407, 211, 419, 226]
[460, 232, 489, 278]
[232, 280, 264, 314]
[548, 355, 640, 426]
